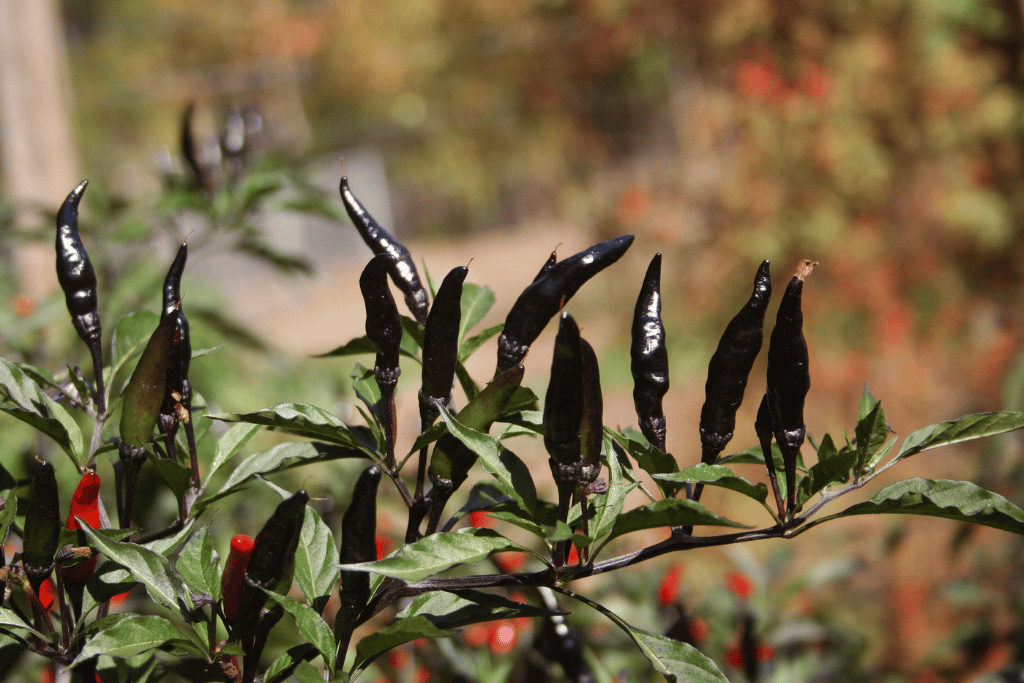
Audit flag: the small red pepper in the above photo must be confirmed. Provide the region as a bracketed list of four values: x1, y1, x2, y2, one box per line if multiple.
[63, 471, 101, 584]
[221, 534, 254, 621]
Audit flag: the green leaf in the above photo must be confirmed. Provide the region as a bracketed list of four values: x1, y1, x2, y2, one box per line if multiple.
[0, 606, 47, 641]
[352, 616, 451, 675]
[610, 428, 681, 498]
[603, 498, 748, 544]
[855, 396, 889, 471]
[81, 564, 138, 618]
[654, 464, 768, 504]
[458, 283, 496, 343]
[175, 523, 220, 599]
[895, 411, 1024, 461]
[146, 452, 193, 500]
[339, 528, 527, 582]
[111, 311, 160, 373]
[315, 336, 377, 358]
[120, 313, 176, 449]
[398, 589, 559, 625]
[264, 644, 316, 683]
[795, 434, 858, 508]
[198, 441, 363, 513]
[79, 525, 194, 613]
[458, 323, 503, 363]
[294, 505, 340, 613]
[0, 463, 15, 546]
[436, 407, 537, 516]
[263, 590, 337, 672]
[208, 403, 375, 454]
[205, 423, 260, 485]
[553, 587, 728, 683]
[350, 364, 382, 417]
[0, 359, 84, 463]
[74, 614, 206, 663]
[801, 478, 1024, 536]
[717, 442, 786, 468]
[588, 434, 633, 544]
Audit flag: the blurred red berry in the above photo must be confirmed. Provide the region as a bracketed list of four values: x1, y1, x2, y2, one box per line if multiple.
[37, 578, 56, 611]
[494, 552, 526, 573]
[689, 617, 710, 642]
[39, 665, 55, 683]
[658, 565, 683, 607]
[463, 623, 490, 647]
[386, 647, 410, 669]
[488, 620, 518, 654]
[726, 645, 745, 668]
[735, 59, 785, 100]
[469, 511, 495, 528]
[376, 535, 392, 561]
[727, 572, 754, 598]
[755, 644, 775, 661]
[13, 294, 34, 318]
[798, 62, 832, 101]
[416, 665, 431, 683]
[567, 543, 579, 565]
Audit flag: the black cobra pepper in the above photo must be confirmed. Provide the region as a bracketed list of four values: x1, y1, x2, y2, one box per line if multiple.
[360, 253, 403, 470]
[419, 266, 467, 423]
[630, 253, 669, 453]
[158, 243, 194, 466]
[496, 235, 634, 374]
[766, 260, 815, 513]
[697, 259, 772, 482]
[55, 180, 106, 414]
[341, 176, 429, 324]
[235, 490, 309, 635]
[754, 393, 785, 517]
[532, 248, 558, 283]
[336, 464, 381, 659]
[22, 459, 61, 595]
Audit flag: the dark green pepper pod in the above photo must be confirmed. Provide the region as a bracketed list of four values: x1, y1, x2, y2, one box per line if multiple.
[120, 308, 178, 452]
[235, 490, 309, 632]
[630, 253, 669, 452]
[56, 180, 106, 414]
[341, 176, 429, 324]
[579, 338, 603, 484]
[767, 261, 814, 512]
[699, 259, 772, 464]
[419, 266, 467, 423]
[22, 459, 60, 593]
[496, 234, 634, 374]
[336, 464, 381, 657]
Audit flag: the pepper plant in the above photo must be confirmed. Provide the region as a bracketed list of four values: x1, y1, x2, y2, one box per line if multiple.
[3, 156, 1024, 683]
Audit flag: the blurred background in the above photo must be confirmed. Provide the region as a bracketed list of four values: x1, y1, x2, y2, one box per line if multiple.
[5, 0, 1024, 680]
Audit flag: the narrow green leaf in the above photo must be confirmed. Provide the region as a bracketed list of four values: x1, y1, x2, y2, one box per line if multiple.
[436, 408, 537, 516]
[0, 359, 83, 463]
[896, 411, 1024, 461]
[458, 283, 496, 343]
[802, 478, 1024, 536]
[0, 606, 47, 641]
[206, 423, 260, 485]
[264, 644, 316, 683]
[209, 402, 375, 454]
[855, 400, 889, 471]
[610, 428, 681, 498]
[554, 586, 728, 682]
[397, 589, 559, 626]
[588, 434, 633, 544]
[351, 364, 382, 417]
[865, 435, 898, 471]
[264, 590, 337, 672]
[315, 336, 377, 357]
[352, 617, 450, 675]
[654, 464, 768, 504]
[146, 452, 193, 500]
[175, 523, 220, 599]
[79, 525, 194, 613]
[111, 311, 159, 372]
[0, 463, 16, 546]
[795, 434, 858, 508]
[74, 614, 206, 663]
[339, 528, 525, 582]
[604, 498, 748, 544]
[294, 505, 340, 613]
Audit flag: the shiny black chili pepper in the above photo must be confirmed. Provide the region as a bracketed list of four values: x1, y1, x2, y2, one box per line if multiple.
[694, 260, 772, 503]
[754, 393, 785, 517]
[55, 180, 106, 414]
[235, 490, 309, 636]
[630, 253, 669, 453]
[22, 459, 60, 594]
[360, 254, 403, 470]
[336, 464, 381, 659]
[419, 266, 467, 423]
[532, 248, 558, 283]
[158, 243, 193, 464]
[766, 260, 815, 513]
[341, 176, 429, 324]
[579, 338, 603, 483]
[496, 234, 634, 374]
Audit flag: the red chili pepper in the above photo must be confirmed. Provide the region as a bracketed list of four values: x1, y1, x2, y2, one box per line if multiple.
[63, 471, 101, 584]
[220, 534, 254, 621]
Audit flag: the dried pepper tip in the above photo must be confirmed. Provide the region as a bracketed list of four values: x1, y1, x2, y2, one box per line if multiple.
[631, 253, 669, 452]
[420, 265, 468, 411]
[532, 248, 559, 283]
[543, 312, 584, 467]
[340, 176, 430, 324]
[699, 259, 772, 463]
[221, 534, 255, 621]
[63, 471, 101, 584]
[796, 259, 817, 281]
[23, 459, 61, 589]
[497, 234, 634, 373]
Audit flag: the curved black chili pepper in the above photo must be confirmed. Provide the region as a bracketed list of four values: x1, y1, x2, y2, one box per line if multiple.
[158, 244, 192, 448]
[496, 234, 634, 374]
[23, 459, 60, 594]
[579, 338, 603, 481]
[755, 393, 785, 517]
[336, 464, 381, 659]
[360, 254, 403, 470]
[56, 180, 106, 414]
[532, 249, 558, 283]
[630, 253, 669, 453]
[341, 176, 429, 324]
[236, 490, 309, 636]
[699, 259, 772, 463]
[766, 260, 814, 513]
